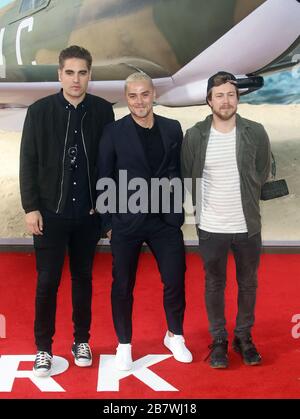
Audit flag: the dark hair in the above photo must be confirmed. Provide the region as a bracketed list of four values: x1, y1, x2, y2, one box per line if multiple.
[206, 72, 239, 102]
[59, 45, 92, 70]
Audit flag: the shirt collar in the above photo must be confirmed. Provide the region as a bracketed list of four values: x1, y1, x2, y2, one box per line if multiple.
[58, 89, 89, 111]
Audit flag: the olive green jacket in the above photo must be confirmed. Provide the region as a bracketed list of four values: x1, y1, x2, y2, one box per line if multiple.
[181, 114, 271, 237]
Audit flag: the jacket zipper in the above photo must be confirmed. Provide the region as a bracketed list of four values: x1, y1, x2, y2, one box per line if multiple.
[56, 111, 71, 213]
[80, 112, 94, 211]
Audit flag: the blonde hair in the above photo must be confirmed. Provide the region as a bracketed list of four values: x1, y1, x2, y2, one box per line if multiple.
[125, 72, 154, 91]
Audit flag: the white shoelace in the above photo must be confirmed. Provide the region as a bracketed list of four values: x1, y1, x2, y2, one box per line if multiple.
[36, 351, 52, 367]
[75, 343, 91, 358]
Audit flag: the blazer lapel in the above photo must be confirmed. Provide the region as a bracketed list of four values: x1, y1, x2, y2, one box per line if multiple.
[155, 115, 170, 176]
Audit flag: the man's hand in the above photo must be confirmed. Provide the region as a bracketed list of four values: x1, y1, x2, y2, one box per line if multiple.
[106, 229, 112, 241]
[25, 211, 43, 235]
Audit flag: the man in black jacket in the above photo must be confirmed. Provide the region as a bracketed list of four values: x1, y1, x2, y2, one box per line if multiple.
[97, 72, 192, 370]
[19, 45, 114, 377]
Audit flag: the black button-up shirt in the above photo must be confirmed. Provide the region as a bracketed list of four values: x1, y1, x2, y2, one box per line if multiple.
[44, 91, 91, 218]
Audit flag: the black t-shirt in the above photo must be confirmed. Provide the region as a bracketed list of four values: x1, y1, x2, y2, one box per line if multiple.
[132, 117, 164, 176]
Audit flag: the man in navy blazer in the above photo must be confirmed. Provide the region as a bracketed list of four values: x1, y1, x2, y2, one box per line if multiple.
[97, 72, 192, 370]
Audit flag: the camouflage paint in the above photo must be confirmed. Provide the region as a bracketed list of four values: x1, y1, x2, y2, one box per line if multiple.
[0, 0, 267, 82]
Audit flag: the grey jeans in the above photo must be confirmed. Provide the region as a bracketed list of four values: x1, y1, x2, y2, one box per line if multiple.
[197, 229, 262, 340]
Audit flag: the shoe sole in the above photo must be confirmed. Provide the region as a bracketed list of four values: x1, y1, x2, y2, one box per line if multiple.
[209, 357, 228, 369]
[33, 367, 52, 377]
[163, 340, 193, 363]
[71, 350, 92, 367]
[210, 364, 228, 369]
[233, 346, 262, 366]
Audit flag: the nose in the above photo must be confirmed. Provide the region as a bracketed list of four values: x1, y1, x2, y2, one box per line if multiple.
[73, 73, 79, 83]
[135, 95, 143, 105]
[223, 94, 230, 103]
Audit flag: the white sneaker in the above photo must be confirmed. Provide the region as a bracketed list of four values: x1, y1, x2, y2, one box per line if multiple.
[115, 343, 133, 370]
[164, 332, 193, 363]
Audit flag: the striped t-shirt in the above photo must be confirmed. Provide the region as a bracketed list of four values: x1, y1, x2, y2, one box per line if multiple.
[199, 126, 247, 233]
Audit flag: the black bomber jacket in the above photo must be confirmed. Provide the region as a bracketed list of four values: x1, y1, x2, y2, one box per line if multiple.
[19, 92, 114, 214]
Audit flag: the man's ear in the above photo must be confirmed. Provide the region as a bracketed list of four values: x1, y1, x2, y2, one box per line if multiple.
[89, 70, 92, 81]
[58, 69, 62, 82]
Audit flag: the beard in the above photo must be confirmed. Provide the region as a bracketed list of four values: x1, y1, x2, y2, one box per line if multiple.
[212, 106, 237, 121]
[131, 106, 152, 119]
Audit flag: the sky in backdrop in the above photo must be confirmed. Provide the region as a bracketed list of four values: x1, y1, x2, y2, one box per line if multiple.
[0, 0, 14, 7]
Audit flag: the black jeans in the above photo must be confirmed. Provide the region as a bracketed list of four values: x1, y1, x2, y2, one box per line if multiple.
[33, 214, 101, 353]
[111, 216, 186, 343]
[197, 229, 262, 340]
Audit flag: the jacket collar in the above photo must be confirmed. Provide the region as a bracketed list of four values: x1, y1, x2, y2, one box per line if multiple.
[57, 89, 89, 111]
[195, 113, 250, 136]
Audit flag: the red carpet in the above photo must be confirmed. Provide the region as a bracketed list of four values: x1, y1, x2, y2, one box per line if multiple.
[0, 251, 300, 399]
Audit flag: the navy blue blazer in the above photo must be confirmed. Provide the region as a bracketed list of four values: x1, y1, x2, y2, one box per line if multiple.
[96, 114, 184, 235]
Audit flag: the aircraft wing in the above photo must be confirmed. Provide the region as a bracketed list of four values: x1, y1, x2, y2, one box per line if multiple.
[252, 44, 300, 76]
[154, 0, 300, 106]
[0, 0, 299, 107]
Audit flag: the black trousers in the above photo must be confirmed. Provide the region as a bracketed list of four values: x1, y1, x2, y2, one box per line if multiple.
[33, 214, 101, 353]
[197, 229, 262, 340]
[111, 216, 186, 343]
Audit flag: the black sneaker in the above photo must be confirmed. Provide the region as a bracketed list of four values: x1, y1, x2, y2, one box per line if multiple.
[233, 336, 262, 365]
[205, 338, 228, 369]
[33, 351, 53, 377]
[71, 342, 92, 367]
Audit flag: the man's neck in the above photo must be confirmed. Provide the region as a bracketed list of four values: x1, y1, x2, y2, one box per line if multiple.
[212, 114, 236, 133]
[63, 92, 86, 108]
[131, 113, 154, 129]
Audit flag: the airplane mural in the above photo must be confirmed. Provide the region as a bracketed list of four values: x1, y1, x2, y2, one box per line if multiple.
[0, 0, 299, 107]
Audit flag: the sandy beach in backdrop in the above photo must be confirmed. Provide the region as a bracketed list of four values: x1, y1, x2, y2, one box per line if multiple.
[0, 103, 299, 242]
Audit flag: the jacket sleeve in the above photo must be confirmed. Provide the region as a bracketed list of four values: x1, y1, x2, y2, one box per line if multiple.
[107, 104, 115, 124]
[181, 128, 196, 204]
[170, 122, 184, 218]
[19, 107, 40, 213]
[168, 121, 183, 179]
[96, 125, 115, 235]
[181, 128, 194, 180]
[256, 125, 271, 185]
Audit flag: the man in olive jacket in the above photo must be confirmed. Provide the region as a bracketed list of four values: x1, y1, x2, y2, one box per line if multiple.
[181, 71, 270, 369]
[19, 45, 114, 377]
